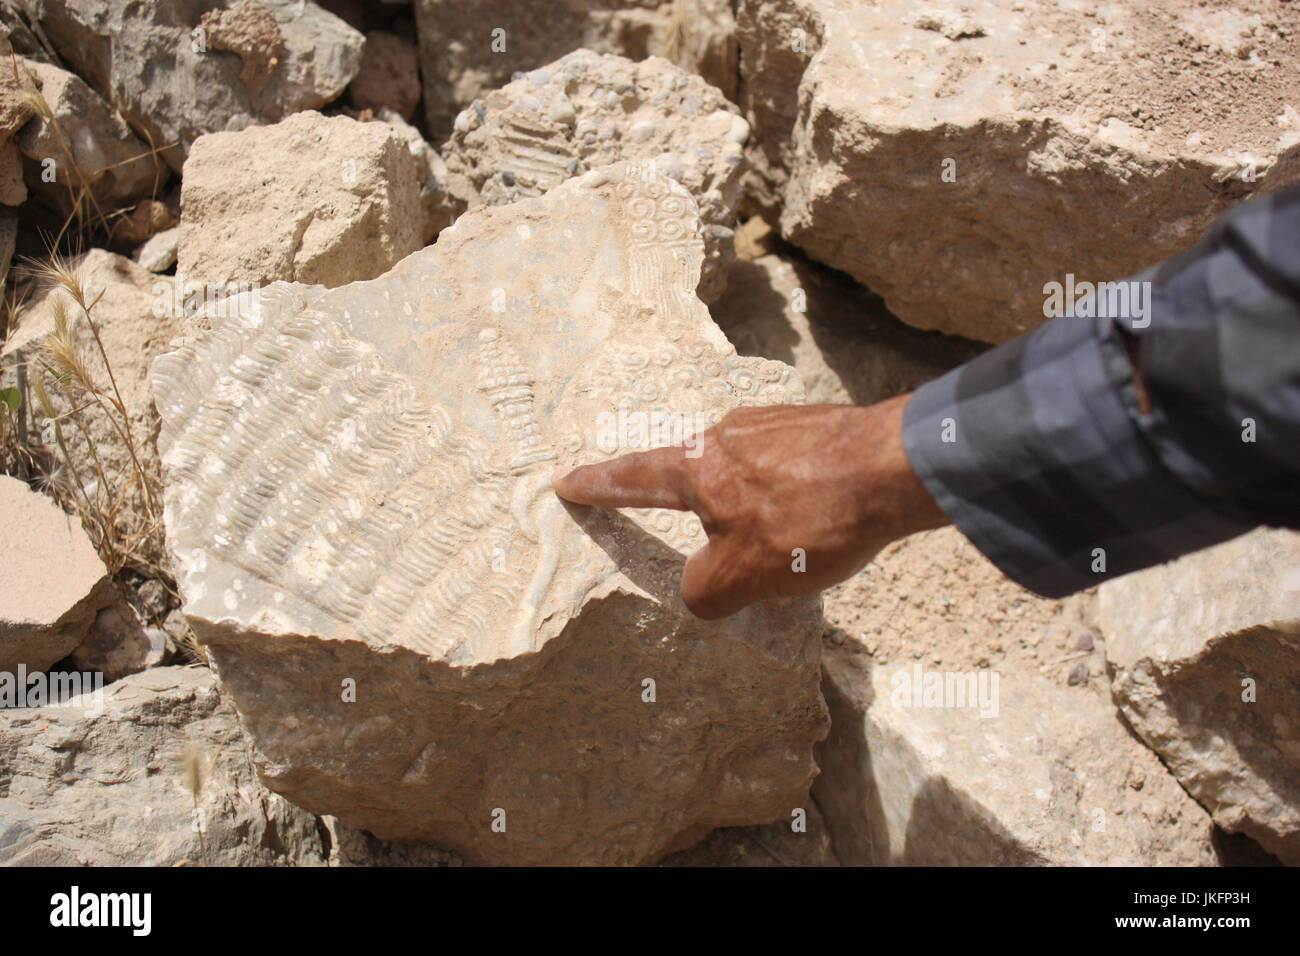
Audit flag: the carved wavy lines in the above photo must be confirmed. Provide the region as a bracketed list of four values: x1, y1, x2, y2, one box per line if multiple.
[155, 311, 530, 659]
[497, 115, 574, 193]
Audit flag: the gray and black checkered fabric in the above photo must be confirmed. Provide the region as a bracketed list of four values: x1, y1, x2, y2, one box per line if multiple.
[903, 184, 1300, 597]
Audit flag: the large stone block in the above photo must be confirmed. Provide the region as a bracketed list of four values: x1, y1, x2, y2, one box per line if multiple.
[816, 638, 1217, 865]
[1101, 528, 1300, 863]
[440, 50, 748, 302]
[13, 57, 160, 214]
[151, 161, 828, 866]
[16, 0, 363, 171]
[737, 0, 1300, 343]
[178, 111, 424, 287]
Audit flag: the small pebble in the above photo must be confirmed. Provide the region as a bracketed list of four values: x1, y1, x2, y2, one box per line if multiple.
[1074, 631, 1095, 652]
[1067, 661, 1089, 686]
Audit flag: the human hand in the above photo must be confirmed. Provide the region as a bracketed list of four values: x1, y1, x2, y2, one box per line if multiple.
[551, 394, 950, 618]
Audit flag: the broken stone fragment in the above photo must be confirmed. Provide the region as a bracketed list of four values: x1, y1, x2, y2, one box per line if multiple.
[0, 666, 328, 866]
[1101, 528, 1300, 864]
[178, 111, 424, 287]
[441, 50, 748, 302]
[736, 0, 1300, 342]
[816, 638, 1217, 865]
[14, 0, 364, 171]
[198, 0, 287, 93]
[68, 597, 166, 683]
[414, 0, 739, 142]
[12, 57, 160, 213]
[0, 475, 114, 675]
[152, 160, 828, 865]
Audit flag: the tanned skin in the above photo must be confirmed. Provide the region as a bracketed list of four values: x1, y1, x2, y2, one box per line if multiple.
[552, 394, 951, 619]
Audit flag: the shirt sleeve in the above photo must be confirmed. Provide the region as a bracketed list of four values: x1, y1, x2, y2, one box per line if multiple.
[901, 183, 1300, 598]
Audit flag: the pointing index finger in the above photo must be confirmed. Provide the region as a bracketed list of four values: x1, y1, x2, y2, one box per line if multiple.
[552, 446, 693, 511]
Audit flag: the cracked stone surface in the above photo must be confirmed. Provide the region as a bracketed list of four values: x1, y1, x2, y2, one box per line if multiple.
[736, 0, 1300, 342]
[0, 475, 114, 674]
[151, 161, 828, 866]
[0, 666, 328, 866]
[441, 50, 748, 302]
[178, 111, 423, 287]
[1101, 528, 1300, 864]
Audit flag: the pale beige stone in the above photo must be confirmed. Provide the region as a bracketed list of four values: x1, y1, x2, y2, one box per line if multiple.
[441, 50, 748, 301]
[0, 666, 328, 866]
[415, 0, 741, 141]
[152, 161, 827, 866]
[1101, 528, 1300, 863]
[178, 111, 424, 287]
[0, 475, 113, 674]
[816, 640, 1217, 865]
[737, 0, 1300, 343]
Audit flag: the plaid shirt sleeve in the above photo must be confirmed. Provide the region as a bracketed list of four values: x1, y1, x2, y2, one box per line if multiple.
[901, 183, 1300, 598]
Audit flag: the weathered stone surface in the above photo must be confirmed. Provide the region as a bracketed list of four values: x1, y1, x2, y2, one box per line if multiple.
[348, 29, 421, 120]
[1, 251, 184, 570]
[816, 638, 1217, 865]
[737, 0, 1300, 343]
[415, 0, 740, 142]
[0, 475, 113, 674]
[134, 225, 179, 273]
[441, 50, 748, 301]
[375, 107, 457, 244]
[0, 666, 328, 866]
[68, 596, 166, 682]
[152, 161, 828, 866]
[0, 45, 35, 141]
[13, 57, 160, 212]
[0, 140, 23, 205]
[198, 0, 286, 93]
[16, 0, 364, 171]
[179, 111, 424, 287]
[1100, 528, 1300, 864]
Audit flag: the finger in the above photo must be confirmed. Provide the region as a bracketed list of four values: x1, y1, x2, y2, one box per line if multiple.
[681, 537, 760, 620]
[552, 447, 693, 511]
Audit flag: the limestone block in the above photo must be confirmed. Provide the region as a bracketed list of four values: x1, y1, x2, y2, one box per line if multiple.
[16, 0, 364, 171]
[0, 666, 328, 866]
[1101, 528, 1300, 863]
[816, 641, 1217, 865]
[736, 0, 1300, 342]
[178, 111, 424, 287]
